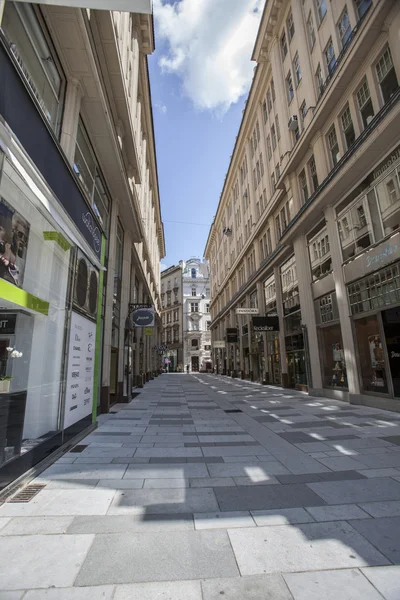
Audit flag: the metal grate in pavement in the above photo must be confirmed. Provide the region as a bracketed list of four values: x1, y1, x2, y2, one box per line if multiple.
[69, 445, 88, 453]
[8, 484, 46, 503]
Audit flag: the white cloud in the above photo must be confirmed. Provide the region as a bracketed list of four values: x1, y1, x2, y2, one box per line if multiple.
[153, 0, 264, 114]
[155, 102, 168, 114]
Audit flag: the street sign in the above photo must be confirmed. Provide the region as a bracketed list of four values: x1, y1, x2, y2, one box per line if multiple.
[252, 315, 280, 331]
[13, 0, 152, 13]
[144, 327, 153, 336]
[235, 308, 259, 315]
[213, 341, 226, 349]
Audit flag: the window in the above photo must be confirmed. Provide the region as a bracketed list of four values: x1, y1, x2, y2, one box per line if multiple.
[2, 2, 65, 135]
[253, 169, 257, 190]
[299, 169, 308, 203]
[356, 78, 374, 128]
[341, 104, 355, 149]
[337, 7, 351, 48]
[266, 228, 272, 255]
[275, 163, 280, 181]
[376, 47, 399, 104]
[256, 120, 261, 141]
[271, 79, 276, 102]
[308, 155, 318, 192]
[280, 206, 287, 230]
[74, 120, 110, 230]
[275, 215, 281, 240]
[287, 12, 295, 41]
[256, 161, 261, 184]
[191, 339, 198, 347]
[267, 89, 272, 112]
[316, 0, 327, 24]
[286, 71, 294, 103]
[281, 31, 288, 59]
[271, 172, 276, 193]
[316, 65, 324, 95]
[336, 196, 373, 261]
[190, 302, 199, 312]
[300, 101, 307, 130]
[327, 126, 340, 166]
[307, 12, 316, 48]
[191, 286, 197, 296]
[205, 303, 210, 313]
[206, 321, 211, 330]
[355, 0, 372, 19]
[267, 135, 272, 160]
[260, 153, 264, 176]
[191, 268, 197, 278]
[263, 100, 268, 122]
[293, 53, 302, 86]
[271, 124, 277, 150]
[325, 38, 336, 75]
[275, 116, 281, 140]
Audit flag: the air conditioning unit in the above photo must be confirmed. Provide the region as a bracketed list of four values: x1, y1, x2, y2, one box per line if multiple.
[288, 115, 299, 131]
[73, 249, 99, 319]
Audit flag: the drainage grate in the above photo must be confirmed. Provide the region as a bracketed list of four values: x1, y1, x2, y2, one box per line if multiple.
[8, 484, 46, 503]
[69, 444, 88, 453]
[224, 409, 242, 413]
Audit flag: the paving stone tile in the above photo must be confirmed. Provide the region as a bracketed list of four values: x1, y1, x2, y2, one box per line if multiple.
[317, 471, 367, 482]
[233, 476, 280, 486]
[349, 517, 400, 563]
[294, 442, 333, 452]
[305, 504, 370, 521]
[228, 521, 389, 575]
[0, 517, 12, 532]
[37, 464, 128, 480]
[307, 477, 400, 505]
[0, 534, 94, 589]
[207, 462, 291, 478]
[361, 566, 400, 600]
[215, 483, 326, 512]
[0, 489, 115, 517]
[0, 516, 74, 535]
[202, 446, 270, 457]
[96, 480, 144, 489]
[275, 473, 324, 484]
[124, 464, 208, 479]
[113, 580, 202, 600]
[379, 435, 400, 446]
[189, 477, 236, 487]
[356, 468, 400, 478]
[0, 592, 24, 600]
[112, 457, 151, 464]
[358, 500, 400, 518]
[107, 488, 219, 515]
[67, 514, 194, 534]
[34, 479, 100, 489]
[283, 568, 383, 600]
[251, 508, 314, 526]
[143, 478, 189, 488]
[134, 448, 203, 458]
[201, 574, 293, 599]
[194, 511, 255, 530]
[316, 457, 369, 471]
[24, 587, 115, 600]
[75, 530, 239, 585]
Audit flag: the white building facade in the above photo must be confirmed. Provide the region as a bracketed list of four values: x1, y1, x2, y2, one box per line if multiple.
[182, 258, 212, 372]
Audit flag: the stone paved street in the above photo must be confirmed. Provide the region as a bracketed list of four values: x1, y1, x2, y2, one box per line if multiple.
[1, 374, 400, 598]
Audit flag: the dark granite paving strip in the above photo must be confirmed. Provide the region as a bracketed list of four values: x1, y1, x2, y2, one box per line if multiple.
[278, 432, 317, 443]
[379, 436, 400, 446]
[184, 442, 258, 448]
[289, 421, 353, 429]
[92, 432, 133, 436]
[215, 484, 327, 511]
[275, 471, 367, 484]
[323, 435, 361, 441]
[318, 471, 367, 481]
[253, 416, 279, 423]
[148, 457, 225, 464]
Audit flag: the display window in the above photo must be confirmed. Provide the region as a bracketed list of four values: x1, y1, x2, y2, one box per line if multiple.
[354, 315, 389, 394]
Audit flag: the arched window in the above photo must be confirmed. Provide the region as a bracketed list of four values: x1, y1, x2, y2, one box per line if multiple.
[191, 268, 196, 278]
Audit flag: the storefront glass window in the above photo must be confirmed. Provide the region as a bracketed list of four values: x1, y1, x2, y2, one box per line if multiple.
[354, 315, 389, 394]
[318, 325, 347, 388]
[1, 2, 64, 135]
[348, 265, 400, 314]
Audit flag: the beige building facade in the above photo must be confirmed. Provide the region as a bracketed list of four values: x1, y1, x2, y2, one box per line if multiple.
[205, 0, 400, 412]
[161, 265, 183, 371]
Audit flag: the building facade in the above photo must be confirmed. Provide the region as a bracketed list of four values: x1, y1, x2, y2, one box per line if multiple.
[181, 258, 212, 372]
[160, 264, 183, 371]
[205, 0, 400, 412]
[0, 1, 164, 492]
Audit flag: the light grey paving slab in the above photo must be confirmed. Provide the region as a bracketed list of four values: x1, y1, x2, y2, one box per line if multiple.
[325, 438, 393, 449]
[307, 477, 400, 505]
[141, 435, 199, 443]
[143, 478, 189, 488]
[207, 462, 291, 478]
[0, 516, 74, 535]
[228, 521, 389, 575]
[223, 456, 264, 462]
[202, 446, 269, 457]
[354, 453, 400, 468]
[349, 517, 400, 563]
[201, 574, 293, 600]
[134, 448, 203, 458]
[356, 468, 400, 478]
[251, 508, 314, 526]
[24, 587, 115, 600]
[37, 464, 128, 480]
[198, 435, 255, 443]
[194, 511, 255, 530]
[359, 500, 400, 518]
[316, 457, 369, 471]
[124, 463, 208, 479]
[0, 534, 94, 590]
[113, 580, 202, 600]
[75, 530, 239, 585]
[76, 447, 135, 457]
[73, 457, 115, 464]
[107, 488, 219, 515]
[305, 504, 370, 522]
[96, 479, 144, 489]
[0, 489, 115, 517]
[233, 476, 280, 486]
[55, 456, 77, 463]
[294, 442, 333, 452]
[0, 592, 24, 600]
[67, 514, 194, 534]
[35, 479, 99, 489]
[283, 568, 383, 600]
[361, 566, 400, 600]
[0, 517, 12, 532]
[189, 477, 236, 487]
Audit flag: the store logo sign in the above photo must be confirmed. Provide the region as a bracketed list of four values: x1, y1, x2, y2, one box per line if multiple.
[373, 145, 400, 180]
[366, 242, 399, 269]
[391, 351, 400, 358]
[82, 212, 101, 254]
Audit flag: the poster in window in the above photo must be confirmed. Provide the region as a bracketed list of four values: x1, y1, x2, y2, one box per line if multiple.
[0, 197, 30, 288]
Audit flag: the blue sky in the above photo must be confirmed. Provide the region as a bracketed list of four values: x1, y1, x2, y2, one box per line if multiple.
[148, 0, 264, 269]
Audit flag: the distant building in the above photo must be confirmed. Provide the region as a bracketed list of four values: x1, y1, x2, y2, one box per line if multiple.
[160, 265, 183, 371]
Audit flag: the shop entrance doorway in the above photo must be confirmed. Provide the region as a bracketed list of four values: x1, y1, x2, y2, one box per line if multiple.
[191, 356, 199, 372]
[382, 307, 400, 398]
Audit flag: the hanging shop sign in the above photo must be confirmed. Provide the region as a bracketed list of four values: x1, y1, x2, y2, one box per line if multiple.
[64, 311, 96, 429]
[226, 328, 238, 343]
[0, 313, 16, 335]
[130, 304, 155, 327]
[13, 0, 152, 13]
[144, 327, 153, 336]
[236, 308, 259, 315]
[213, 340, 226, 349]
[252, 315, 280, 332]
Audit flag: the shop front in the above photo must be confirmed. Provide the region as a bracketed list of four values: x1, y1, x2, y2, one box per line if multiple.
[264, 274, 281, 385]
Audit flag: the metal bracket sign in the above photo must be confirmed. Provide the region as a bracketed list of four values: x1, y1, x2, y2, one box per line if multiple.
[13, 0, 152, 13]
[213, 341, 226, 349]
[235, 308, 259, 315]
[130, 304, 155, 328]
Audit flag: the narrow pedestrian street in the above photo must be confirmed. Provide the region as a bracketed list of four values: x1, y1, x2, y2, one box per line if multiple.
[1, 374, 400, 598]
